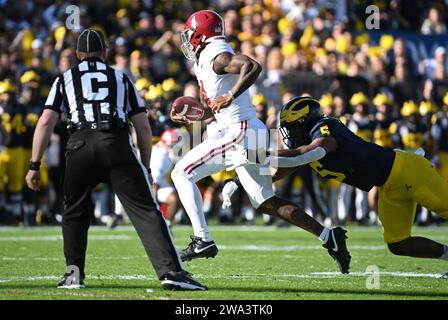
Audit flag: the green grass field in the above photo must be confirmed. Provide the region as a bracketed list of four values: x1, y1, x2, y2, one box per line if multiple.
[0, 224, 447, 300]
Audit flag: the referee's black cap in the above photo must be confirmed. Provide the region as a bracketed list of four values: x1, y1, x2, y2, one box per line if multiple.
[76, 29, 108, 53]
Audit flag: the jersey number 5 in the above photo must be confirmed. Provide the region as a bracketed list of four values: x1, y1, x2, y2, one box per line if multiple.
[320, 125, 330, 136]
[309, 160, 346, 182]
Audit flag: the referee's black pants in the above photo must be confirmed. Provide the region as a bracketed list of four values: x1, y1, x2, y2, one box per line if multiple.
[62, 128, 182, 279]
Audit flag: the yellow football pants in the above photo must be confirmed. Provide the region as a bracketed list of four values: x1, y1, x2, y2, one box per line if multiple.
[378, 151, 448, 243]
[0, 147, 25, 192]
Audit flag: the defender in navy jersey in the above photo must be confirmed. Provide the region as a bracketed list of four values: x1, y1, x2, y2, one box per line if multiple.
[225, 96, 448, 268]
[306, 116, 395, 192]
[277, 97, 448, 263]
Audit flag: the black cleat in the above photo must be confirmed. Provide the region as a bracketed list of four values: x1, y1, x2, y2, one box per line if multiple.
[322, 227, 351, 274]
[161, 270, 208, 291]
[57, 273, 85, 289]
[180, 236, 219, 261]
[441, 273, 448, 279]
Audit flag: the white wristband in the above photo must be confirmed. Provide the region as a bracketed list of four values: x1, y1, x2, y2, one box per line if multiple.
[228, 90, 235, 100]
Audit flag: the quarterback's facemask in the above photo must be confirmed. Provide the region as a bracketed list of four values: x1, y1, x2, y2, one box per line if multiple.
[180, 30, 197, 61]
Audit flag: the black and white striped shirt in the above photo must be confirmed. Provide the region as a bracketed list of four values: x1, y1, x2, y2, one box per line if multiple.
[44, 57, 145, 123]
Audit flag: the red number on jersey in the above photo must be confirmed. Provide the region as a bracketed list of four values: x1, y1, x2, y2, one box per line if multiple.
[199, 80, 211, 106]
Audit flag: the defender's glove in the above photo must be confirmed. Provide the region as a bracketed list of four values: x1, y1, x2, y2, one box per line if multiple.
[225, 144, 251, 171]
[221, 180, 239, 209]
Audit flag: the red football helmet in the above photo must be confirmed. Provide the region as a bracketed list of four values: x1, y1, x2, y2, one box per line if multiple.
[180, 10, 225, 61]
[160, 128, 188, 162]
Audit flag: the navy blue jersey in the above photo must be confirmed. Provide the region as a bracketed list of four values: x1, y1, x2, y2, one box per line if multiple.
[306, 117, 395, 191]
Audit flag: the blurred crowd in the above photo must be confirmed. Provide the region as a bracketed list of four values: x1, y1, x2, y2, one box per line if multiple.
[1, 0, 448, 227]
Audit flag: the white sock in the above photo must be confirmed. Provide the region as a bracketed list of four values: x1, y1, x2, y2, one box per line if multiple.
[172, 172, 212, 242]
[440, 245, 448, 261]
[319, 227, 331, 243]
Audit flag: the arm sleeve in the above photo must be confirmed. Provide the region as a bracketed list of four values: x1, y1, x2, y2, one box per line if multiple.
[124, 74, 146, 117]
[269, 146, 327, 168]
[43, 76, 63, 114]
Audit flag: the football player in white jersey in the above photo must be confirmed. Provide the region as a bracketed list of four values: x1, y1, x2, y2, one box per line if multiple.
[151, 128, 186, 223]
[170, 10, 351, 273]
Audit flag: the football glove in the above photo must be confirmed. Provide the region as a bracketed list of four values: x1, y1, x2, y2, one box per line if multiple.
[221, 181, 239, 209]
[225, 144, 250, 171]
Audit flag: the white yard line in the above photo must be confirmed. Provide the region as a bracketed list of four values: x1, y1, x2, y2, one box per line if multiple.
[1, 256, 142, 261]
[0, 235, 135, 241]
[218, 245, 386, 251]
[0, 225, 281, 232]
[0, 271, 444, 284]
[1, 225, 446, 234]
[0, 235, 387, 250]
[0, 275, 154, 283]
[310, 272, 443, 278]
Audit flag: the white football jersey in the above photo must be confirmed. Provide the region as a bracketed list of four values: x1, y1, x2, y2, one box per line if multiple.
[150, 143, 174, 189]
[194, 40, 256, 124]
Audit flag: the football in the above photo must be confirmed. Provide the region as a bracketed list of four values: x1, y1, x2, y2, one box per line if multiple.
[173, 96, 205, 121]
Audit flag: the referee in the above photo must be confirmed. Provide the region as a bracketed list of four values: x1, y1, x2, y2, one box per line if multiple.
[25, 29, 206, 291]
